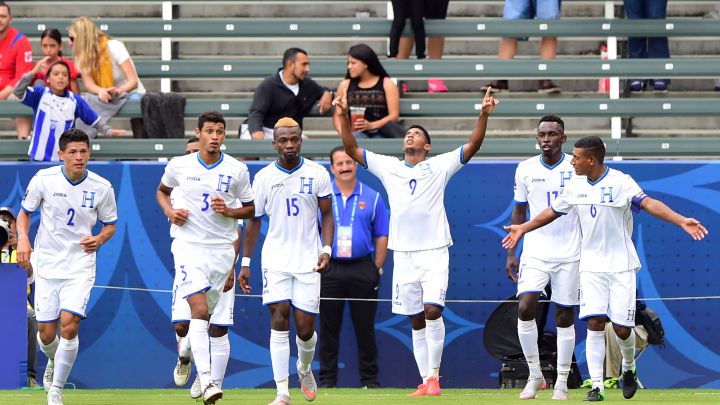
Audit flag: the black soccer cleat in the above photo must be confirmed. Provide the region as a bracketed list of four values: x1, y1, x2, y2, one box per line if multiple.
[622, 367, 638, 399]
[584, 387, 605, 402]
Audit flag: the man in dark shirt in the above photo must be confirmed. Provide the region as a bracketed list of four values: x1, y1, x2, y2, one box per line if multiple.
[240, 48, 332, 139]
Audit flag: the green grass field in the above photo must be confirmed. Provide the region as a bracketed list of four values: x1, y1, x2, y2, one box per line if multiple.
[2, 388, 720, 405]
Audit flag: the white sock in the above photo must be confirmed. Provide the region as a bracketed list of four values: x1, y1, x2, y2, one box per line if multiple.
[210, 334, 230, 388]
[425, 318, 445, 378]
[188, 319, 211, 390]
[518, 319, 542, 379]
[177, 334, 191, 359]
[411, 328, 428, 382]
[296, 332, 317, 372]
[616, 329, 636, 372]
[586, 330, 606, 391]
[52, 336, 78, 390]
[270, 329, 290, 393]
[38, 333, 59, 361]
[556, 326, 575, 385]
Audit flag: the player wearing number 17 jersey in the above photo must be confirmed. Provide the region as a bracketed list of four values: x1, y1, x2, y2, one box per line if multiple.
[16, 128, 118, 405]
[334, 88, 499, 397]
[503, 136, 708, 402]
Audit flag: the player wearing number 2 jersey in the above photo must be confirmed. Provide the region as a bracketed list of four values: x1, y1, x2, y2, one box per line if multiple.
[238, 117, 334, 405]
[503, 135, 708, 402]
[506, 115, 581, 400]
[16, 128, 117, 405]
[333, 88, 498, 397]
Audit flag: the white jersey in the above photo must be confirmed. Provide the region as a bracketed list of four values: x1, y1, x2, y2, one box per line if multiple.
[161, 152, 254, 245]
[552, 167, 646, 273]
[21, 166, 117, 279]
[514, 154, 581, 263]
[253, 158, 332, 273]
[363, 147, 465, 252]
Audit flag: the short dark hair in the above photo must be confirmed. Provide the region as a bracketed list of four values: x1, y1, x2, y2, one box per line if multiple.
[186, 136, 199, 144]
[59, 128, 90, 151]
[574, 136, 606, 163]
[197, 111, 226, 130]
[408, 125, 431, 144]
[329, 146, 346, 164]
[538, 114, 565, 133]
[46, 60, 70, 80]
[282, 48, 308, 68]
[0, 1, 10, 15]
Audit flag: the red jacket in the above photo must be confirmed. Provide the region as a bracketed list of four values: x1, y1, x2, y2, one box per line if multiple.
[0, 27, 33, 90]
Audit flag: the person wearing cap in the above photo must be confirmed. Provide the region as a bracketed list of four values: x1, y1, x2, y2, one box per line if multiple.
[0, 207, 39, 388]
[318, 146, 389, 389]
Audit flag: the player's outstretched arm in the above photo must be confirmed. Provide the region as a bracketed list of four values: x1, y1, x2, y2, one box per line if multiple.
[462, 87, 499, 163]
[15, 210, 33, 277]
[332, 91, 365, 167]
[505, 203, 527, 282]
[238, 217, 261, 293]
[316, 198, 334, 273]
[641, 197, 709, 241]
[502, 207, 560, 249]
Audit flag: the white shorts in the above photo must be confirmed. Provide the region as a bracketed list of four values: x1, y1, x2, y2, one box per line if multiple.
[579, 270, 637, 327]
[35, 275, 95, 322]
[262, 270, 320, 314]
[517, 257, 580, 306]
[391, 247, 449, 316]
[171, 240, 235, 314]
[172, 286, 235, 326]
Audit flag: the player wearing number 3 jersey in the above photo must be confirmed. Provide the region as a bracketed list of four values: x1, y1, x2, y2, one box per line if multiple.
[333, 87, 499, 396]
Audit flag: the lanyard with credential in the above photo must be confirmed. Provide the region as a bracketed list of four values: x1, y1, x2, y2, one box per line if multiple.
[332, 193, 358, 227]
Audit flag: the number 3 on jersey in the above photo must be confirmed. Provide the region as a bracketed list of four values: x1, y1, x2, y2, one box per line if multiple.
[286, 198, 299, 216]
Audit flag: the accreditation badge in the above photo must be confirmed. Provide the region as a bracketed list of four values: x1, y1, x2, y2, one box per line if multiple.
[337, 225, 353, 258]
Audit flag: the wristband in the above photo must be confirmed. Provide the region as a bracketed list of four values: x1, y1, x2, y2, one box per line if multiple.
[240, 257, 251, 267]
[322, 245, 332, 256]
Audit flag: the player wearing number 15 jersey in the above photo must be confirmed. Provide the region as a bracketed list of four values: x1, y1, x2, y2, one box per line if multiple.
[334, 88, 498, 397]
[16, 128, 117, 405]
[238, 117, 334, 405]
[503, 136, 708, 402]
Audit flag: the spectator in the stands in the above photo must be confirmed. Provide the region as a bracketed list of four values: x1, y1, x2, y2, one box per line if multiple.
[241, 47, 332, 139]
[33, 28, 80, 94]
[483, 0, 562, 94]
[624, 0, 671, 93]
[333, 44, 404, 138]
[0, 1, 33, 139]
[68, 16, 145, 136]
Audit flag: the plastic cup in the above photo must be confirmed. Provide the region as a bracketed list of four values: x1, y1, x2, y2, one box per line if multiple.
[350, 106, 366, 124]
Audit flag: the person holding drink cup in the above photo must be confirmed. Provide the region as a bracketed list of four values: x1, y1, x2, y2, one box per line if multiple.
[333, 44, 405, 138]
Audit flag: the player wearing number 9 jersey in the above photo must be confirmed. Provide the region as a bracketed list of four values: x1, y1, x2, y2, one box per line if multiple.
[333, 88, 499, 396]
[16, 128, 117, 405]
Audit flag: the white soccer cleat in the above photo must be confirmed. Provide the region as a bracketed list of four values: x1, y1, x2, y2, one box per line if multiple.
[190, 375, 202, 399]
[46, 389, 63, 405]
[173, 356, 191, 386]
[296, 360, 317, 401]
[202, 382, 223, 405]
[519, 376, 547, 400]
[43, 360, 55, 393]
[268, 393, 291, 405]
[552, 385, 569, 400]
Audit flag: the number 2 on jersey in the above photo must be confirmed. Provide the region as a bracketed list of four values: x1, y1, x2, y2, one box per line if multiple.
[66, 208, 76, 226]
[286, 198, 299, 216]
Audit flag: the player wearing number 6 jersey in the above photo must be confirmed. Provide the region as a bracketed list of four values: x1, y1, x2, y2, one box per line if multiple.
[333, 87, 498, 397]
[16, 128, 117, 405]
[157, 112, 255, 405]
[238, 117, 334, 405]
[503, 136, 708, 402]
[507, 115, 581, 400]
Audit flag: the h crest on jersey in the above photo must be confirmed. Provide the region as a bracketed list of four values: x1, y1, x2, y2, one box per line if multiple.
[216, 174, 232, 192]
[81, 191, 96, 208]
[600, 186, 614, 203]
[298, 177, 314, 194]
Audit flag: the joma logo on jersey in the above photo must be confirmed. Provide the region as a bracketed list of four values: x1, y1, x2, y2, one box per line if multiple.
[81, 191, 96, 208]
[216, 174, 232, 192]
[271, 183, 284, 190]
[600, 186, 614, 203]
[53, 192, 67, 198]
[299, 177, 314, 194]
[531, 178, 546, 182]
[186, 176, 200, 181]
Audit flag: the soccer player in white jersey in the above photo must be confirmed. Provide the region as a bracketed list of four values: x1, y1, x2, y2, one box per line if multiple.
[157, 112, 255, 405]
[169, 136, 241, 400]
[503, 136, 708, 402]
[506, 115, 581, 400]
[16, 128, 118, 405]
[238, 117, 334, 405]
[333, 88, 498, 397]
